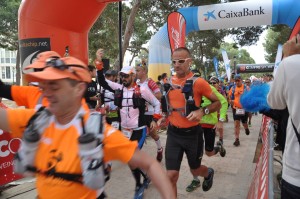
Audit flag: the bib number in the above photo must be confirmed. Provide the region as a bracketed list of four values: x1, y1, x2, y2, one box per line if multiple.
[111, 121, 120, 130]
[121, 128, 132, 139]
[236, 108, 245, 116]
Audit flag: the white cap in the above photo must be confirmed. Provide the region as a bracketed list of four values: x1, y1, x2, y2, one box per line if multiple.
[120, 66, 136, 74]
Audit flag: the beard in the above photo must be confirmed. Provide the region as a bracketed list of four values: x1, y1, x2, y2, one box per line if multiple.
[122, 77, 132, 87]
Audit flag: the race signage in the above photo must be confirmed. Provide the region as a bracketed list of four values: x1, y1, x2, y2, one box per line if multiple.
[237, 64, 274, 73]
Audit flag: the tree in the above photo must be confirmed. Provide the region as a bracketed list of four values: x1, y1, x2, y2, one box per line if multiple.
[0, 0, 21, 85]
[263, 25, 291, 63]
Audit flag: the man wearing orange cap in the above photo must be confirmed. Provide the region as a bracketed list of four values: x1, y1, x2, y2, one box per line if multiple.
[0, 55, 174, 199]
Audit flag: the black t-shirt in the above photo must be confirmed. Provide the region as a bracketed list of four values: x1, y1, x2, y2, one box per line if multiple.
[85, 80, 98, 108]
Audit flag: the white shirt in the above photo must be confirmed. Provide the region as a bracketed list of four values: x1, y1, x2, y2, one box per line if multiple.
[267, 54, 300, 187]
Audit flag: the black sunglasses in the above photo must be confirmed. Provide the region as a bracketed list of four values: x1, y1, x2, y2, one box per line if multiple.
[210, 82, 218, 85]
[120, 73, 130, 79]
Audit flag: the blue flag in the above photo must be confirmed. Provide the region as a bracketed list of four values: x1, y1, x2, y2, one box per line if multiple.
[213, 57, 220, 78]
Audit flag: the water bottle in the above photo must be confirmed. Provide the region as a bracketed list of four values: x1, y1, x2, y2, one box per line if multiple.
[14, 129, 40, 175]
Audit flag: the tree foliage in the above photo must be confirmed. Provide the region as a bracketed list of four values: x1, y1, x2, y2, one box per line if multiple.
[263, 25, 291, 63]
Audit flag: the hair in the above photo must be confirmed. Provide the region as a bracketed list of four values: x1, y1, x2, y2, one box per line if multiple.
[88, 65, 96, 72]
[161, 73, 167, 79]
[172, 47, 191, 57]
[157, 75, 162, 81]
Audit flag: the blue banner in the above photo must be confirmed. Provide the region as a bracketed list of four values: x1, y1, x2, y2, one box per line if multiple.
[213, 57, 220, 78]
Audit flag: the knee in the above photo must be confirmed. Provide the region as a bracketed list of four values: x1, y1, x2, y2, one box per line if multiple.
[167, 172, 179, 184]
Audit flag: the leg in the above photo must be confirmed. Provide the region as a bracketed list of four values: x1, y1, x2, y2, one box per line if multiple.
[149, 128, 163, 162]
[203, 127, 218, 157]
[281, 178, 300, 199]
[242, 113, 250, 135]
[165, 125, 184, 197]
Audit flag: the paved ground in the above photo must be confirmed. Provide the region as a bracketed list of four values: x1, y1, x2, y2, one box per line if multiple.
[0, 100, 275, 199]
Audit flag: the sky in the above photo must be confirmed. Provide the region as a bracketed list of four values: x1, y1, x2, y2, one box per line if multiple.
[241, 30, 268, 64]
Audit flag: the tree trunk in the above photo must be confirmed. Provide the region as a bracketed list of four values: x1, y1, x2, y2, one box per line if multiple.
[114, 0, 142, 69]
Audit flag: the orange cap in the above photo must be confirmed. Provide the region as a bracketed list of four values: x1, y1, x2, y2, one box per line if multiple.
[24, 51, 61, 70]
[25, 56, 91, 83]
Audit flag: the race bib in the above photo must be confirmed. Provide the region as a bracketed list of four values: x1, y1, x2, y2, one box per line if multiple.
[236, 108, 245, 116]
[121, 128, 132, 139]
[111, 121, 120, 130]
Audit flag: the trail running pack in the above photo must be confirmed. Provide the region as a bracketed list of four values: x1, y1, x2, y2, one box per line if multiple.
[14, 107, 109, 190]
[161, 76, 199, 117]
[230, 84, 246, 100]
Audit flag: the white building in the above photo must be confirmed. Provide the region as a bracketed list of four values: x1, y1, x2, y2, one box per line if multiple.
[0, 48, 17, 85]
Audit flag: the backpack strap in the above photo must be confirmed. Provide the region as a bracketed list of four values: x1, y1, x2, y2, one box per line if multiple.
[291, 119, 300, 146]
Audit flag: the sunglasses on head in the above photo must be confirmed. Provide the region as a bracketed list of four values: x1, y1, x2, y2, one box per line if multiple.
[171, 58, 191, 65]
[45, 58, 86, 80]
[120, 73, 130, 79]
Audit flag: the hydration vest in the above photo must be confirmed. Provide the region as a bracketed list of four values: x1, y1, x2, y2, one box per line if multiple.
[162, 75, 199, 117]
[14, 107, 109, 190]
[230, 84, 246, 100]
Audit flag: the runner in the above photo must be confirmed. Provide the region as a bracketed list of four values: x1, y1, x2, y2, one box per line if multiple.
[161, 47, 221, 196]
[135, 61, 164, 162]
[228, 74, 250, 146]
[0, 55, 174, 199]
[97, 64, 161, 198]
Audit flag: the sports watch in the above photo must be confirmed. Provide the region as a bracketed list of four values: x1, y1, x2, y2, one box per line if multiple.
[204, 107, 210, 115]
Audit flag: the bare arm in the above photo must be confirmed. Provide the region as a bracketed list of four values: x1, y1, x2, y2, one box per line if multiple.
[128, 149, 175, 199]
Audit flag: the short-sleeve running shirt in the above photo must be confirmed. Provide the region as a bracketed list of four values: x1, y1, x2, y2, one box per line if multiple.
[167, 72, 213, 128]
[7, 108, 137, 199]
[228, 85, 246, 109]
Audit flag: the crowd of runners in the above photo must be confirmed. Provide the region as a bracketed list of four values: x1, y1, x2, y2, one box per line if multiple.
[0, 35, 299, 199]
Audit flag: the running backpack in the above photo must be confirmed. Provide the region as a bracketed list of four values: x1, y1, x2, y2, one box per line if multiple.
[14, 107, 109, 190]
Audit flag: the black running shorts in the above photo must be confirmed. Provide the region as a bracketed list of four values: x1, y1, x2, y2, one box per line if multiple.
[202, 127, 216, 152]
[232, 108, 249, 124]
[165, 124, 204, 171]
[143, 115, 153, 128]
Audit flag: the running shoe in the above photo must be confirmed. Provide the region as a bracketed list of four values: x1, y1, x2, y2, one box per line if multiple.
[156, 147, 163, 162]
[245, 128, 250, 135]
[202, 168, 214, 192]
[216, 141, 226, 157]
[186, 179, 201, 192]
[233, 139, 240, 146]
[134, 185, 145, 199]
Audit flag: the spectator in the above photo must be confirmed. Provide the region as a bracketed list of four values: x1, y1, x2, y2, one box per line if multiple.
[267, 35, 300, 199]
[84, 65, 100, 109]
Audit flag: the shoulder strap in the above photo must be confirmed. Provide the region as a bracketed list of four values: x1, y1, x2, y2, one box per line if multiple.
[291, 119, 300, 146]
[231, 85, 236, 100]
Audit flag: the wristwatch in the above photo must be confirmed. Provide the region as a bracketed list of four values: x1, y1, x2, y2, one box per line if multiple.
[204, 107, 210, 115]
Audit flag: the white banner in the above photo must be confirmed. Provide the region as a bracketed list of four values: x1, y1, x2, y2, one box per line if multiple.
[221, 49, 231, 81]
[197, 0, 273, 30]
[273, 44, 283, 77]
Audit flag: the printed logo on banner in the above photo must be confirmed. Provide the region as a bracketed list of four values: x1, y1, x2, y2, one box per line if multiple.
[198, 0, 273, 30]
[19, 38, 51, 73]
[204, 10, 216, 21]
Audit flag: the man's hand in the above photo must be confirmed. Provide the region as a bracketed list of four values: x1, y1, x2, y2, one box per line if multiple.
[150, 121, 157, 131]
[186, 108, 203, 122]
[283, 34, 300, 58]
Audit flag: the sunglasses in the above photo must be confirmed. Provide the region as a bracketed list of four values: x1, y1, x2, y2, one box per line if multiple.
[245, 82, 251, 84]
[120, 73, 130, 79]
[210, 82, 218, 85]
[45, 58, 86, 79]
[171, 58, 191, 65]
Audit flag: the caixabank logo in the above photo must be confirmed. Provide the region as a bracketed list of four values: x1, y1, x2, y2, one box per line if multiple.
[204, 6, 266, 21]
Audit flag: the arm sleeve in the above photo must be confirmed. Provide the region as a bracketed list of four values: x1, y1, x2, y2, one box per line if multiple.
[213, 88, 228, 120]
[267, 60, 286, 109]
[96, 69, 115, 93]
[148, 79, 160, 94]
[0, 80, 13, 100]
[141, 87, 161, 114]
